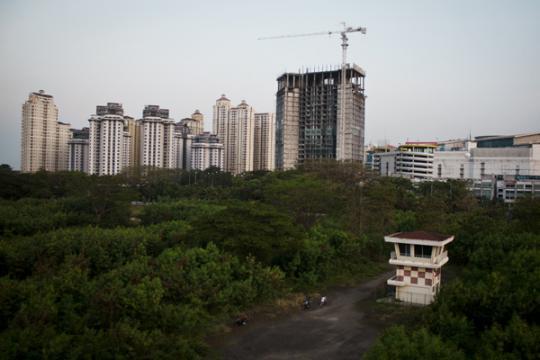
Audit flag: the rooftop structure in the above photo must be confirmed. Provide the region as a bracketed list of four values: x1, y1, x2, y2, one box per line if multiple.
[96, 102, 124, 116]
[385, 231, 454, 305]
[143, 105, 170, 119]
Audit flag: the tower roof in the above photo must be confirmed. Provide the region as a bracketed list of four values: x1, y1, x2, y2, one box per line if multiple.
[388, 231, 451, 242]
[217, 94, 230, 101]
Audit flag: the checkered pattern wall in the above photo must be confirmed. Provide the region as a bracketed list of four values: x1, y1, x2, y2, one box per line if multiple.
[395, 266, 440, 287]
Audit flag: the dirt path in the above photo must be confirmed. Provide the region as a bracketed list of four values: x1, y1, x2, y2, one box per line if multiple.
[211, 271, 393, 360]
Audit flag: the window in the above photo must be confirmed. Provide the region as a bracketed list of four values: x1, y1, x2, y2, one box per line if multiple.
[414, 245, 432, 258]
[399, 243, 411, 256]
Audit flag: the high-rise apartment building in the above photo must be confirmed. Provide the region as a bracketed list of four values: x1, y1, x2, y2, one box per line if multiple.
[213, 95, 231, 143]
[21, 90, 71, 172]
[89, 103, 131, 176]
[225, 100, 255, 174]
[57, 122, 71, 171]
[184, 109, 204, 135]
[191, 132, 224, 171]
[253, 112, 276, 171]
[275, 64, 366, 169]
[140, 105, 176, 169]
[68, 127, 89, 172]
[124, 116, 140, 168]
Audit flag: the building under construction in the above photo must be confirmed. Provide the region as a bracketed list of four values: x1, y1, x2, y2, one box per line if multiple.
[275, 64, 366, 170]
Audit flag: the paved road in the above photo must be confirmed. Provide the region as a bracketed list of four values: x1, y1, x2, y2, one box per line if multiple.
[213, 271, 393, 360]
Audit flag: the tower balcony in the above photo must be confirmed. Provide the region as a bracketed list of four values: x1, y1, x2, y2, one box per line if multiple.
[387, 275, 406, 287]
[389, 251, 448, 269]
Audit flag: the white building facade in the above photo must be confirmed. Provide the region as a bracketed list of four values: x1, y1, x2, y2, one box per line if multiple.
[140, 117, 176, 168]
[377, 143, 436, 180]
[89, 114, 128, 176]
[190, 132, 224, 171]
[433, 145, 540, 180]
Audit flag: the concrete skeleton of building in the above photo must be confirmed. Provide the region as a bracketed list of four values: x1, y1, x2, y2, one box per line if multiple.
[212, 95, 275, 175]
[20, 90, 70, 173]
[385, 231, 454, 305]
[275, 64, 366, 170]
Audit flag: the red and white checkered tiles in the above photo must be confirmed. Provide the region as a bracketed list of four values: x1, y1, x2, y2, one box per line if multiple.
[395, 265, 440, 287]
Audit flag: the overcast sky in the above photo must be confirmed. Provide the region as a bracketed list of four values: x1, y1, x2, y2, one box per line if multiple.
[1, 0, 539, 169]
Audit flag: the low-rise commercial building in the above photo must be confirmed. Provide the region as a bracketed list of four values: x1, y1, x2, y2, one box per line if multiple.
[377, 142, 436, 180]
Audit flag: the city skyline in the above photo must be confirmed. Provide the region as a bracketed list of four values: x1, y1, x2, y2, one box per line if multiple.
[1, 0, 539, 169]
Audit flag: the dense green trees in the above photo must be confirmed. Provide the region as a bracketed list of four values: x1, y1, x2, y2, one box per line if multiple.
[366, 197, 540, 359]
[1, 166, 538, 358]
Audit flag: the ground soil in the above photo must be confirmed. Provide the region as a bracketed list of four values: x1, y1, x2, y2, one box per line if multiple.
[208, 271, 396, 360]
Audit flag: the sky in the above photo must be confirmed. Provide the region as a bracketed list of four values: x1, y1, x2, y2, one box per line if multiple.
[1, 0, 539, 169]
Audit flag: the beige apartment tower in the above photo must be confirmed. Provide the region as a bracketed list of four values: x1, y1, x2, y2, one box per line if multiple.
[213, 94, 231, 147]
[254, 113, 276, 171]
[225, 100, 255, 174]
[21, 90, 70, 172]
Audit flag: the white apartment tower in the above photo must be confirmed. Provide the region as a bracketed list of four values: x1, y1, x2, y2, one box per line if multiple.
[191, 132, 224, 171]
[140, 105, 176, 169]
[254, 113, 276, 171]
[88, 103, 130, 176]
[68, 128, 89, 172]
[21, 90, 70, 172]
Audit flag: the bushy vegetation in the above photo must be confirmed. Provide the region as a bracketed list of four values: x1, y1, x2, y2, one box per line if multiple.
[366, 196, 540, 359]
[0, 163, 538, 358]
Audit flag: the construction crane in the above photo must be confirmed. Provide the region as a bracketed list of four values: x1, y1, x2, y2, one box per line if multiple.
[258, 23, 367, 161]
[258, 23, 366, 68]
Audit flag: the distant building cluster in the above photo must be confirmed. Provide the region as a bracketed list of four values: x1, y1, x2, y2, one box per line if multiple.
[213, 95, 275, 174]
[365, 133, 540, 202]
[20, 91, 279, 176]
[20, 63, 368, 176]
[20, 68, 538, 205]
